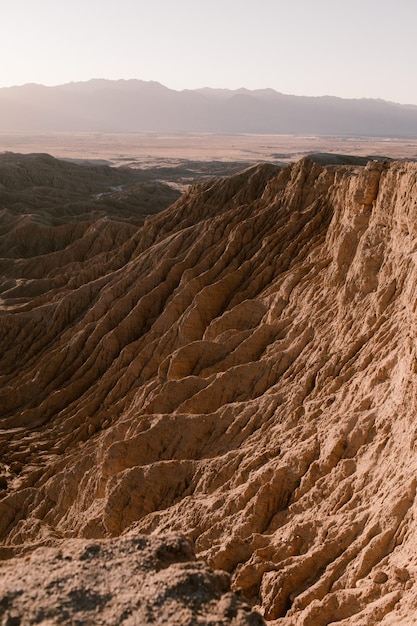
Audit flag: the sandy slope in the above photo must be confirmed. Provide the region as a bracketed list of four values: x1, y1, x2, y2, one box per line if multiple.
[2, 154, 417, 624]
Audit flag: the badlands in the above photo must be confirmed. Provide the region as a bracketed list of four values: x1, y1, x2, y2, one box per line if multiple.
[1, 146, 417, 624]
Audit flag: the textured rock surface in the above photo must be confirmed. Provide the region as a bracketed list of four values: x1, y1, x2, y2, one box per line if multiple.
[0, 533, 263, 625]
[2, 154, 417, 624]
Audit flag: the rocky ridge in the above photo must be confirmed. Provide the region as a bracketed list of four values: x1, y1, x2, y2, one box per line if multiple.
[1, 154, 417, 624]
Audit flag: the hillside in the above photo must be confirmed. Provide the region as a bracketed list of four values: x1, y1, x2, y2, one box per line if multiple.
[1, 153, 417, 624]
[1, 79, 417, 136]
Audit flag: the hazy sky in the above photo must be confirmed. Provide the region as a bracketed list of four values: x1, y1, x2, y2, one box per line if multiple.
[2, 0, 417, 104]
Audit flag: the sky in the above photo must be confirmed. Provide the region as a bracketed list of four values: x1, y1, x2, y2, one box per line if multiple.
[2, 0, 417, 105]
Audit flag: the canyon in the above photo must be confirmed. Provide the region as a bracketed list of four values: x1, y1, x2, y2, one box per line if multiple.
[1, 151, 417, 624]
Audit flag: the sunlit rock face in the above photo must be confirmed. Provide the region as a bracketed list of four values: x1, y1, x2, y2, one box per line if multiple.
[2, 153, 417, 624]
[0, 533, 264, 625]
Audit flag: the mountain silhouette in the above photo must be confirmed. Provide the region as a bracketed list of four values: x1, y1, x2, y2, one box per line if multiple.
[1, 79, 417, 136]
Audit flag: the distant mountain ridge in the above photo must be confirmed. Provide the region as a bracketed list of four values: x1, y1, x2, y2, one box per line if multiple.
[1, 79, 417, 136]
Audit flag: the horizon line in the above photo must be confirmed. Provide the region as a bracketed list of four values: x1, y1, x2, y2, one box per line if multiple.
[0, 78, 415, 108]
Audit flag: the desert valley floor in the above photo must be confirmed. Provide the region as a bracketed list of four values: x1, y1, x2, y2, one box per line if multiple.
[1, 134, 417, 625]
[1, 131, 417, 168]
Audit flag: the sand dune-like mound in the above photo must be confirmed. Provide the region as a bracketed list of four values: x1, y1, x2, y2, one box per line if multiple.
[2, 154, 417, 624]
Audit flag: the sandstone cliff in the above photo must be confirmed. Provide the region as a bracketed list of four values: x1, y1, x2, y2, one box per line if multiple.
[1, 154, 417, 624]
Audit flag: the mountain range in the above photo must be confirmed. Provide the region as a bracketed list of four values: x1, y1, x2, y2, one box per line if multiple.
[1, 79, 417, 136]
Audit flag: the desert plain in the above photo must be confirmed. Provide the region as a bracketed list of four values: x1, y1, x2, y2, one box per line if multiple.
[1, 131, 417, 168]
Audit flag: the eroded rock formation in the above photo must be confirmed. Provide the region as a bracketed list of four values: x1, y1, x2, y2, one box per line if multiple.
[1, 154, 417, 624]
[0, 533, 263, 625]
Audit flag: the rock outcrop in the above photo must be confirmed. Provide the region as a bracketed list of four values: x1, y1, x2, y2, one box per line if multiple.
[0, 533, 263, 625]
[2, 153, 417, 624]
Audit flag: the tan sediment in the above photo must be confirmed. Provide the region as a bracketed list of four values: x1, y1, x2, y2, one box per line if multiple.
[1, 154, 417, 624]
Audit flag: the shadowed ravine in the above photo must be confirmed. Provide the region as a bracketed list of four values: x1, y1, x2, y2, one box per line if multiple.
[1, 153, 417, 624]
